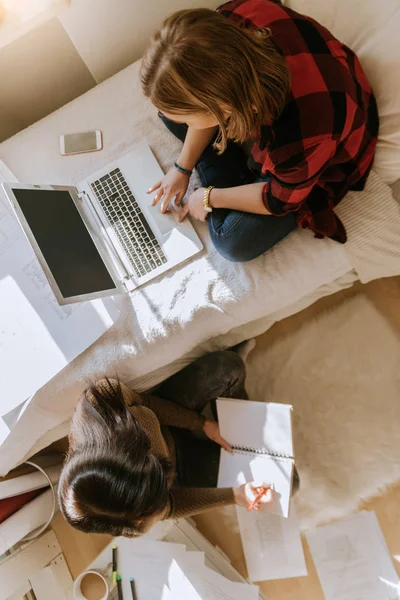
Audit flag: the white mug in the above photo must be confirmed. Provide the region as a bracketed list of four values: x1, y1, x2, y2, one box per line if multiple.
[73, 569, 110, 600]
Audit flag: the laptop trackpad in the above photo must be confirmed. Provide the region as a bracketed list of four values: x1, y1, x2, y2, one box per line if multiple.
[147, 201, 179, 236]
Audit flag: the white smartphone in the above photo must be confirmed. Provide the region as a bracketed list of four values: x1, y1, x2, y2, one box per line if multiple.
[59, 130, 103, 156]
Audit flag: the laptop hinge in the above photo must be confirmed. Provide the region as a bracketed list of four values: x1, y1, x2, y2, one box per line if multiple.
[77, 191, 135, 290]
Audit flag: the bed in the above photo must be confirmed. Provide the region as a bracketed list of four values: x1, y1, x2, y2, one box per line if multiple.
[0, 0, 399, 474]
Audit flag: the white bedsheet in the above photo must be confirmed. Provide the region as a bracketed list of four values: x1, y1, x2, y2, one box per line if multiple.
[0, 219, 352, 473]
[0, 60, 396, 473]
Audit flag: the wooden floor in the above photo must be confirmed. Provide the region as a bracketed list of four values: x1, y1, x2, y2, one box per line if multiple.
[52, 275, 400, 597]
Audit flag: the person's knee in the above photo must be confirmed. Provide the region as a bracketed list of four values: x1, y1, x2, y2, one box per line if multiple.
[209, 210, 297, 262]
[211, 234, 270, 262]
[214, 351, 246, 384]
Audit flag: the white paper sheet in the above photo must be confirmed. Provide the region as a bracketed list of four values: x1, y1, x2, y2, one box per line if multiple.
[118, 539, 188, 600]
[236, 505, 307, 582]
[105, 537, 259, 600]
[167, 559, 259, 600]
[125, 539, 188, 559]
[187, 551, 206, 569]
[306, 511, 400, 600]
[217, 399, 293, 457]
[0, 159, 119, 424]
[218, 450, 293, 517]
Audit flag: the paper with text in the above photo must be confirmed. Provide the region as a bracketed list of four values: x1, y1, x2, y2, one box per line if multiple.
[306, 511, 400, 600]
[237, 505, 307, 582]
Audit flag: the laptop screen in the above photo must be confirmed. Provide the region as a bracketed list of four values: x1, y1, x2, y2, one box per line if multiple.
[13, 188, 117, 298]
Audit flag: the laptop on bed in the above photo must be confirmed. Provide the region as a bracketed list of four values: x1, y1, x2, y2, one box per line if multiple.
[2, 142, 203, 305]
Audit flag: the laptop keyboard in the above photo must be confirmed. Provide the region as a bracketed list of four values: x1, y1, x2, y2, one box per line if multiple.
[90, 169, 167, 279]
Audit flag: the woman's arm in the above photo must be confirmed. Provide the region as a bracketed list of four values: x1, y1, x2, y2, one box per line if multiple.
[140, 394, 206, 430]
[181, 139, 337, 222]
[209, 182, 270, 214]
[149, 125, 218, 211]
[209, 140, 337, 216]
[178, 182, 270, 222]
[116, 381, 205, 430]
[167, 483, 273, 519]
[123, 385, 231, 451]
[177, 125, 218, 171]
[167, 487, 235, 519]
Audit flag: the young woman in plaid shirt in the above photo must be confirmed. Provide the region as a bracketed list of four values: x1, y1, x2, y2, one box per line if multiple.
[141, 0, 378, 262]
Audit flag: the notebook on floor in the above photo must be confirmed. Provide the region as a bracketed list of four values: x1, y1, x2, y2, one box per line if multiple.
[216, 398, 294, 518]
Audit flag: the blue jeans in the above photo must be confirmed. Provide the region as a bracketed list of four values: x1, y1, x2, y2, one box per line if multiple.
[159, 113, 297, 262]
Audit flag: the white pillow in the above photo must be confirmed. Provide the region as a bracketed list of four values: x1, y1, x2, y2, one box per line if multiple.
[283, 0, 400, 184]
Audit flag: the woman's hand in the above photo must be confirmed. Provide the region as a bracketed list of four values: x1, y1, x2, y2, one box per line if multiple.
[147, 167, 190, 213]
[233, 482, 274, 510]
[178, 187, 209, 223]
[203, 420, 232, 453]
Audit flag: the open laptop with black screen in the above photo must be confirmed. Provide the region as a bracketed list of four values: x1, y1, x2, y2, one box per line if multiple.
[2, 143, 202, 305]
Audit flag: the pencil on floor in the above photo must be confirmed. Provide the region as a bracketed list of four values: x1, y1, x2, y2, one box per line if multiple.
[116, 574, 123, 600]
[112, 544, 118, 585]
[130, 577, 138, 600]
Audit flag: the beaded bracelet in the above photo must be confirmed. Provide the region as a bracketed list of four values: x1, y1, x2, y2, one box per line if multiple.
[174, 161, 193, 176]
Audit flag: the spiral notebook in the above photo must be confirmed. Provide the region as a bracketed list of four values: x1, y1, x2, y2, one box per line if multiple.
[216, 398, 294, 518]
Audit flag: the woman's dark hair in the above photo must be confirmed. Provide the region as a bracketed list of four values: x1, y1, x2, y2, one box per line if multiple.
[58, 379, 173, 537]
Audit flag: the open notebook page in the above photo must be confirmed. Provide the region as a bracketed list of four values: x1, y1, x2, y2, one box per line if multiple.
[218, 450, 293, 517]
[217, 399, 293, 457]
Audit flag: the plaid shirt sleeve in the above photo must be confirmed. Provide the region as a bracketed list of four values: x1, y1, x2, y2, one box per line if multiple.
[218, 0, 379, 243]
[261, 138, 337, 216]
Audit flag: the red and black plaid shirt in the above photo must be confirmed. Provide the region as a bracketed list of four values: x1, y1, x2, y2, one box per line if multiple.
[218, 0, 379, 242]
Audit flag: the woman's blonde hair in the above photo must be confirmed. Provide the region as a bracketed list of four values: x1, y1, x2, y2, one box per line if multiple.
[141, 8, 290, 152]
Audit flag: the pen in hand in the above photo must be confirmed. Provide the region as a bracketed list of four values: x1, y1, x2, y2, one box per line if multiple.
[247, 485, 273, 511]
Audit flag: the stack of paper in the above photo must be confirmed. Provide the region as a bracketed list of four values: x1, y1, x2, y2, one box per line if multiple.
[112, 538, 260, 600]
[306, 511, 400, 600]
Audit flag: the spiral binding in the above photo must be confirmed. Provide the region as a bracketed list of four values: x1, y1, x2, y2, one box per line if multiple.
[231, 445, 294, 460]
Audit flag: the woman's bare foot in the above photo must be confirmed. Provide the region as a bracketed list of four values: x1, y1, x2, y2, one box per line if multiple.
[236, 338, 256, 362]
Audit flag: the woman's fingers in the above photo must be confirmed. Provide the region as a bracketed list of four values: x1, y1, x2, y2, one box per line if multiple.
[174, 191, 184, 206]
[246, 482, 274, 509]
[148, 181, 162, 195]
[218, 435, 233, 454]
[258, 488, 273, 504]
[152, 187, 165, 206]
[178, 203, 190, 223]
[162, 193, 176, 213]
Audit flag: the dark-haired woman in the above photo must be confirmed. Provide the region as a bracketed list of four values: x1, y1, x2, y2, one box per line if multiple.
[58, 345, 275, 537]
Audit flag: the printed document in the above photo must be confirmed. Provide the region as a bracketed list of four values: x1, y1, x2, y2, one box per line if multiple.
[306, 511, 400, 600]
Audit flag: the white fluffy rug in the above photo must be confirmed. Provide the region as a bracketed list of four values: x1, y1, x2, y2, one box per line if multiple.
[231, 295, 400, 530]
